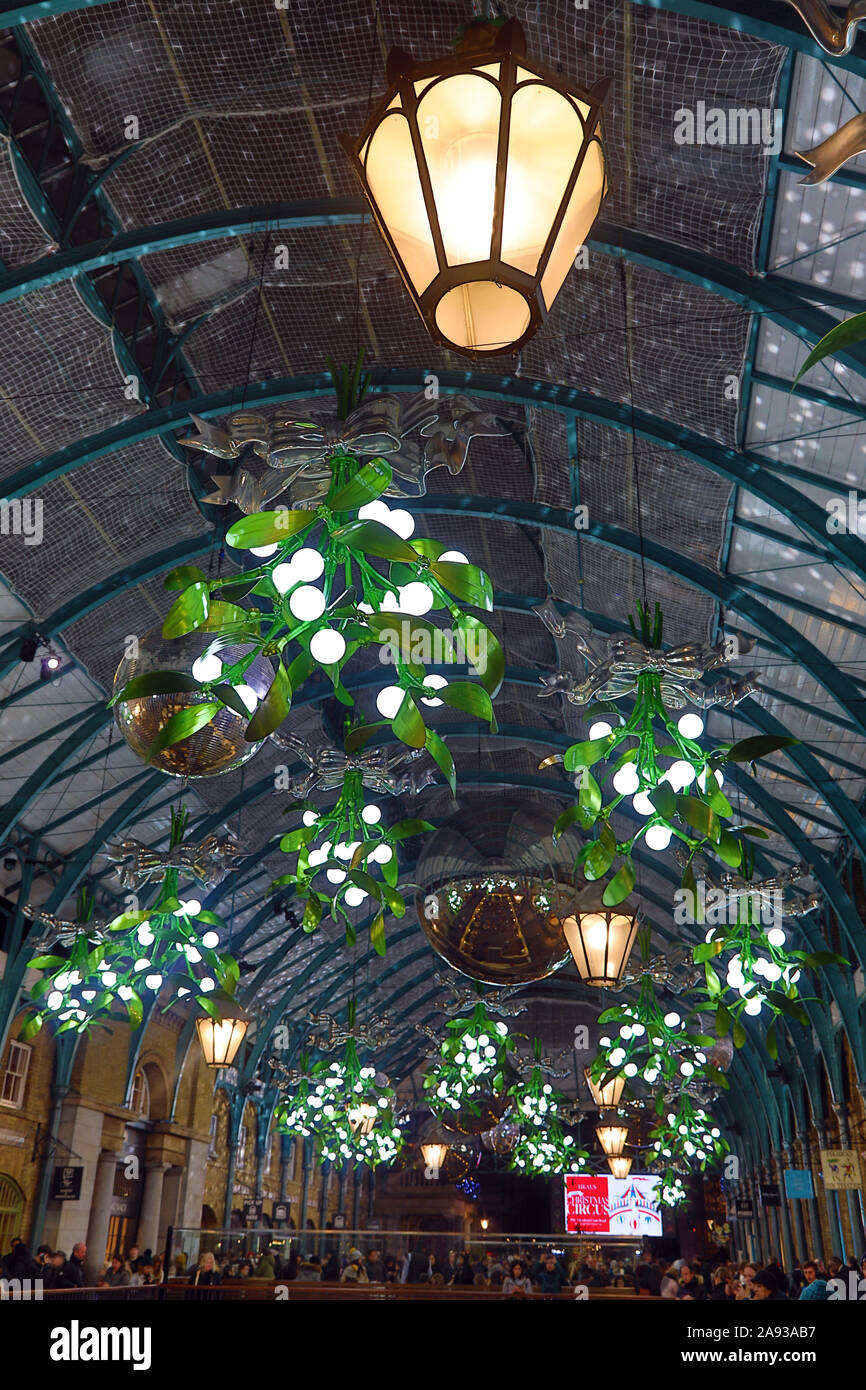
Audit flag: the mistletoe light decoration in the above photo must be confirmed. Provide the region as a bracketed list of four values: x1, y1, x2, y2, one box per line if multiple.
[649, 1093, 729, 1173]
[536, 600, 796, 904]
[590, 977, 728, 1100]
[421, 1002, 518, 1123]
[103, 830, 246, 888]
[508, 1044, 589, 1176]
[20, 814, 239, 1039]
[272, 755, 433, 949]
[272, 1002, 405, 1167]
[113, 360, 504, 794]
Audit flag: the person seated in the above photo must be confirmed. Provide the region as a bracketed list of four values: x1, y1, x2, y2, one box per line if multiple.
[533, 1254, 569, 1294]
[189, 1251, 221, 1286]
[676, 1262, 706, 1300]
[502, 1259, 533, 1296]
[752, 1270, 789, 1301]
[100, 1254, 131, 1287]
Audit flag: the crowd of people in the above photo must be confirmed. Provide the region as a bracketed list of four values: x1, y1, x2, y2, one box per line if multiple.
[5, 1233, 865, 1300]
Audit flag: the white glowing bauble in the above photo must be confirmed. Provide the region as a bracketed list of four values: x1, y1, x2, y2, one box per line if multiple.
[101, 972, 117, 988]
[665, 760, 695, 791]
[631, 1024, 645, 1037]
[420, 673, 448, 707]
[612, 765, 640, 796]
[619, 1025, 633, 1039]
[386, 509, 415, 540]
[678, 713, 704, 740]
[624, 1063, 638, 1078]
[767, 928, 786, 948]
[589, 721, 612, 738]
[327, 869, 347, 885]
[47, 991, 63, 1010]
[379, 590, 400, 612]
[307, 849, 327, 868]
[201, 931, 220, 949]
[370, 844, 393, 865]
[271, 563, 296, 594]
[344, 886, 367, 907]
[680, 1062, 694, 1077]
[200, 977, 215, 993]
[118, 986, 134, 1001]
[133, 958, 150, 973]
[763, 962, 782, 983]
[753, 958, 768, 977]
[645, 824, 672, 851]
[398, 582, 434, 616]
[644, 1068, 658, 1084]
[144, 973, 163, 991]
[249, 543, 278, 558]
[137, 925, 154, 946]
[632, 791, 654, 817]
[744, 997, 762, 1015]
[184, 946, 202, 964]
[438, 549, 468, 563]
[289, 585, 326, 621]
[358, 500, 391, 525]
[192, 653, 223, 682]
[737, 981, 756, 998]
[303, 810, 319, 827]
[310, 628, 347, 665]
[361, 804, 381, 825]
[664, 1012, 681, 1028]
[234, 685, 258, 713]
[292, 548, 325, 582]
[376, 686, 405, 720]
[697, 767, 725, 792]
[608, 1048, 626, 1066]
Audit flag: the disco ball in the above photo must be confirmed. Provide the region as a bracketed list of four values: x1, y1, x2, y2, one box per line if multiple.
[441, 1140, 480, 1184]
[480, 1118, 521, 1155]
[113, 626, 275, 778]
[442, 1093, 512, 1138]
[417, 876, 576, 986]
[414, 803, 582, 986]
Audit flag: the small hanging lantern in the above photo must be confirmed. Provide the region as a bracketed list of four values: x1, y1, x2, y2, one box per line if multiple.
[584, 1067, 625, 1110]
[595, 1119, 629, 1158]
[196, 1003, 249, 1070]
[608, 1154, 632, 1179]
[347, 1101, 378, 1136]
[341, 17, 610, 356]
[562, 908, 639, 988]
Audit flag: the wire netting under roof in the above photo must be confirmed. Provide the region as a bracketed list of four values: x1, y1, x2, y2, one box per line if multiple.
[29, 0, 783, 273]
[542, 532, 717, 644]
[0, 441, 205, 615]
[0, 152, 51, 268]
[60, 575, 200, 692]
[0, 282, 142, 474]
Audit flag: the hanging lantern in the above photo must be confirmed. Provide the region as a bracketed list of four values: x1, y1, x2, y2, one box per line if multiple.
[420, 1139, 450, 1171]
[342, 17, 609, 355]
[562, 908, 639, 988]
[595, 1120, 629, 1158]
[196, 1004, 249, 1069]
[584, 1067, 625, 1110]
[608, 1155, 632, 1179]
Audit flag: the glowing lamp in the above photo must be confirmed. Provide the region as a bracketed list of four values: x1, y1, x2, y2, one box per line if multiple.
[561, 908, 639, 987]
[342, 18, 609, 355]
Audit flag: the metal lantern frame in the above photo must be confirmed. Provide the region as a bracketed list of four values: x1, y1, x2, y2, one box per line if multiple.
[595, 1119, 629, 1158]
[341, 17, 610, 356]
[562, 907, 640, 988]
[195, 1006, 250, 1070]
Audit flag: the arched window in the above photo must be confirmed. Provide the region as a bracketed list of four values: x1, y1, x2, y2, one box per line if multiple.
[0, 1174, 24, 1250]
[129, 1068, 150, 1119]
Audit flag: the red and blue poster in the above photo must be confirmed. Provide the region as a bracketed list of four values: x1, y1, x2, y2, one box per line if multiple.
[564, 1174, 663, 1236]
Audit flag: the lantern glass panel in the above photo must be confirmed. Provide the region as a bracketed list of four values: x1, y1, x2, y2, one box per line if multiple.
[502, 84, 585, 275]
[434, 280, 530, 352]
[365, 113, 439, 293]
[540, 136, 605, 307]
[418, 74, 502, 265]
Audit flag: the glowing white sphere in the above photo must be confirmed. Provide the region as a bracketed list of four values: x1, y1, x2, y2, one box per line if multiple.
[386, 509, 415, 540]
[421, 673, 447, 707]
[144, 973, 163, 991]
[361, 804, 381, 825]
[764, 962, 782, 983]
[234, 684, 258, 713]
[344, 886, 367, 907]
[303, 810, 319, 827]
[272, 562, 296, 594]
[47, 991, 63, 1010]
[292, 548, 325, 582]
[327, 868, 347, 885]
[200, 977, 215, 993]
[192, 653, 223, 682]
[678, 713, 704, 740]
[358, 501, 391, 525]
[398, 582, 434, 616]
[249, 543, 278, 558]
[439, 549, 468, 563]
[201, 931, 220, 949]
[744, 997, 762, 1015]
[612, 765, 640, 796]
[101, 972, 117, 988]
[664, 1012, 681, 1028]
[645, 823, 672, 851]
[310, 628, 347, 665]
[589, 721, 612, 739]
[289, 585, 326, 622]
[608, 1047, 626, 1066]
[370, 844, 393, 865]
[632, 790, 654, 817]
[307, 849, 327, 867]
[376, 685, 405, 720]
[665, 760, 695, 791]
[767, 927, 786, 948]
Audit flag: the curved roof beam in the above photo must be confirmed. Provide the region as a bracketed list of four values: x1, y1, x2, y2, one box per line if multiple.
[9, 370, 865, 588]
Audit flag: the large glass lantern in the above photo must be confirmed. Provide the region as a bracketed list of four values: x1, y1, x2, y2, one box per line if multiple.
[341, 17, 609, 355]
[561, 908, 639, 988]
[608, 1155, 632, 1179]
[584, 1067, 625, 1110]
[596, 1120, 629, 1158]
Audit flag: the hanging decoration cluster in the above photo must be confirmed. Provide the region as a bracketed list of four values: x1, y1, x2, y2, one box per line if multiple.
[508, 1046, 588, 1175]
[421, 1001, 517, 1125]
[22, 813, 239, 1039]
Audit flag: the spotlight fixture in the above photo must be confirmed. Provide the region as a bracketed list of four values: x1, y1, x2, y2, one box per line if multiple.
[40, 652, 61, 681]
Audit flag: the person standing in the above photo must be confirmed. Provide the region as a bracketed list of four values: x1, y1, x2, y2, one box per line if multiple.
[61, 1242, 87, 1288]
[502, 1259, 533, 1296]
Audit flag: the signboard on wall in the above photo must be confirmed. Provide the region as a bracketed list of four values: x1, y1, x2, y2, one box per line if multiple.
[273, 1202, 289, 1223]
[784, 1169, 814, 1200]
[820, 1149, 861, 1190]
[734, 1199, 754, 1219]
[759, 1182, 781, 1208]
[564, 1174, 663, 1237]
[51, 1165, 83, 1201]
[243, 1199, 263, 1223]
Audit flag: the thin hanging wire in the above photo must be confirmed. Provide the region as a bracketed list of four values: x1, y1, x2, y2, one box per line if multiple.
[351, 0, 381, 366]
